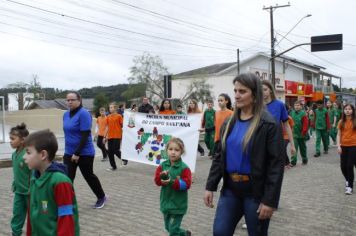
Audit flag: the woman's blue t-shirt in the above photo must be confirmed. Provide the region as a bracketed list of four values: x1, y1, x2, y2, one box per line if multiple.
[266, 99, 288, 123]
[63, 107, 95, 156]
[226, 119, 252, 174]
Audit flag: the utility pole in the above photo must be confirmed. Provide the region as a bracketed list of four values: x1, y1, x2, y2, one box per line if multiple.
[237, 49, 240, 75]
[263, 3, 290, 88]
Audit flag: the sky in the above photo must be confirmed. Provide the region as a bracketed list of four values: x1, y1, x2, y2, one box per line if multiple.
[0, 0, 355, 90]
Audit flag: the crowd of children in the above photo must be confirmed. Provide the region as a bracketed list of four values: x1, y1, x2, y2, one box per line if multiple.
[8, 89, 355, 235]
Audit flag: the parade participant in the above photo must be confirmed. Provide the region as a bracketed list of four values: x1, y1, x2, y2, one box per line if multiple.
[283, 112, 294, 169]
[138, 97, 154, 113]
[214, 94, 233, 143]
[106, 102, 127, 170]
[24, 130, 79, 235]
[9, 123, 30, 236]
[204, 73, 284, 236]
[159, 99, 176, 115]
[313, 100, 330, 157]
[176, 104, 185, 115]
[337, 104, 356, 195]
[154, 137, 192, 236]
[95, 107, 108, 161]
[308, 108, 315, 138]
[262, 80, 296, 157]
[63, 91, 107, 208]
[202, 99, 215, 157]
[187, 99, 205, 157]
[331, 101, 342, 145]
[326, 100, 336, 145]
[290, 101, 309, 166]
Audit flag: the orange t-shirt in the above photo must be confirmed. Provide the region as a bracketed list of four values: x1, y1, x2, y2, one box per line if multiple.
[96, 116, 107, 136]
[283, 116, 294, 140]
[338, 119, 356, 146]
[159, 110, 176, 115]
[106, 113, 123, 139]
[214, 109, 233, 142]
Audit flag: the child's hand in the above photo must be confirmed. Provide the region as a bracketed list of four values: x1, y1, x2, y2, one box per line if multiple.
[160, 170, 169, 176]
[161, 178, 171, 186]
[337, 146, 342, 154]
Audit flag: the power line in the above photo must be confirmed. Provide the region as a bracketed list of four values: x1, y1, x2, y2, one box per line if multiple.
[0, 8, 243, 56]
[106, 0, 270, 44]
[4, 0, 235, 51]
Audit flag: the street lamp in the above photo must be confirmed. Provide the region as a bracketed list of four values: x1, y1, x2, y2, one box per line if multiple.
[276, 14, 312, 46]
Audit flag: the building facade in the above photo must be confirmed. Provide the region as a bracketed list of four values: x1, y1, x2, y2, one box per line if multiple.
[172, 52, 340, 108]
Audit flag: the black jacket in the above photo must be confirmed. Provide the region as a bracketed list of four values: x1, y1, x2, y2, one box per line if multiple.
[138, 103, 154, 113]
[205, 110, 284, 208]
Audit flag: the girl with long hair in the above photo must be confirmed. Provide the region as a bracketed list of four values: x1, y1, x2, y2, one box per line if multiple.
[337, 104, 356, 195]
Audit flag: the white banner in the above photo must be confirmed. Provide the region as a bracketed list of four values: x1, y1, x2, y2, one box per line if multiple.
[121, 110, 201, 172]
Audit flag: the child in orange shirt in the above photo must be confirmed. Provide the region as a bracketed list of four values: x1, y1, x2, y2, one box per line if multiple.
[96, 107, 108, 161]
[337, 104, 356, 195]
[214, 94, 233, 143]
[159, 99, 176, 115]
[105, 103, 127, 170]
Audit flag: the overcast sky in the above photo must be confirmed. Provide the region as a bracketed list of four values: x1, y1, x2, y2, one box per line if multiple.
[0, 0, 355, 90]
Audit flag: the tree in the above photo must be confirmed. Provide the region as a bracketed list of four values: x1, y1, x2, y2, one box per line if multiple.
[121, 83, 146, 101]
[28, 74, 43, 99]
[93, 93, 109, 115]
[332, 83, 340, 92]
[180, 78, 214, 108]
[129, 52, 169, 100]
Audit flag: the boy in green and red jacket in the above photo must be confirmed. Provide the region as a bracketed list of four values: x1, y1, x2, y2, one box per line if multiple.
[24, 130, 79, 236]
[314, 100, 331, 157]
[202, 100, 215, 157]
[290, 101, 309, 166]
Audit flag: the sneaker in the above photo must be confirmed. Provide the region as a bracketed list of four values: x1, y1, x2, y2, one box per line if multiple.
[101, 157, 108, 162]
[314, 153, 320, 157]
[93, 196, 107, 209]
[186, 230, 192, 236]
[106, 167, 117, 171]
[122, 160, 128, 166]
[302, 160, 308, 165]
[345, 187, 353, 195]
[242, 223, 247, 229]
[200, 152, 205, 157]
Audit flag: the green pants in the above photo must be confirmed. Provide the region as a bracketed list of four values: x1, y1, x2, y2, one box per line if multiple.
[163, 213, 187, 236]
[204, 130, 215, 156]
[291, 137, 307, 165]
[315, 129, 329, 154]
[11, 193, 28, 236]
[329, 127, 337, 143]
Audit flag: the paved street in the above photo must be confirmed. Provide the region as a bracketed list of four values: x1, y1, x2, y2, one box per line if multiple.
[1, 137, 355, 235]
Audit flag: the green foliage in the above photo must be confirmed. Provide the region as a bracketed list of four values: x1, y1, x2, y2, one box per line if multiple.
[93, 93, 109, 115]
[121, 83, 146, 100]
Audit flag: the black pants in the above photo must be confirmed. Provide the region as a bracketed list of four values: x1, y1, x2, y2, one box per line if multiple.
[340, 146, 356, 189]
[63, 155, 105, 199]
[108, 139, 127, 169]
[96, 135, 108, 158]
[198, 144, 204, 155]
[284, 139, 290, 165]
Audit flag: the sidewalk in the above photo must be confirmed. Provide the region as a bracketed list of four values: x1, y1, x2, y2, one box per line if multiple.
[0, 139, 355, 235]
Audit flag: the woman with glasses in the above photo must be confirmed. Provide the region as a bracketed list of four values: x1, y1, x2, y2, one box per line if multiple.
[63, 92, 107, 209]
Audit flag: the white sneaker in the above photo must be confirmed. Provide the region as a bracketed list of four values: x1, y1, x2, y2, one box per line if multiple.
[345, 187, 353, 195]
[106, 167, 117, 171]
[345, 181, 349, 190]
[242, 223, 247, 229]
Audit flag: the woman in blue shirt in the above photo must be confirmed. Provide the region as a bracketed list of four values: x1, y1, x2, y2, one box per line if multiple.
[63, 91, 107, 209]
[204, 74, 284, 236]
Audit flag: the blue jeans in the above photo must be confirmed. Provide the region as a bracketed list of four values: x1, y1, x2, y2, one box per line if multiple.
[213, 189, 270, 236]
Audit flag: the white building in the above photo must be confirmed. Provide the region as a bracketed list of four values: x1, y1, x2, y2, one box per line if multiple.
[8, 93, 34, 111]
[172, 52, 340, 107]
